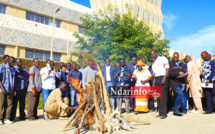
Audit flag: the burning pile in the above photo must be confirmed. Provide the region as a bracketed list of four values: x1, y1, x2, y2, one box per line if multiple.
[62, 64, 150, 133]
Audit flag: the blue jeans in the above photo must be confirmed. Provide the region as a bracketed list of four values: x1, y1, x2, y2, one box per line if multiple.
[172, 86, 184, 112]
[70, 89, 76, 107]
[106, 81, 115, 109]
[42, 88, 53, 117]
[181, 84, 187, 112]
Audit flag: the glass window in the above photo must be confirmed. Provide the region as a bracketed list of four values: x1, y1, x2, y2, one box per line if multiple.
[43, 52, 50, 61]
[0, 45, 6, 55]
[0, 5, 6, 14]
[53, 53, 61, 62]
[78, 26, 86, 34]
[26, 12, 61, 28]
[25, 49, 35, 59]
[35, 50, 43, 60]
[25, 49, 61, 62]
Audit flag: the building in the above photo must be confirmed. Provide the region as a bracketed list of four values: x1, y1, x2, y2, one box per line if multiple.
[90, 0, 163, 34]
[0, 0, 90, 69]
[168, 49, 194, 61]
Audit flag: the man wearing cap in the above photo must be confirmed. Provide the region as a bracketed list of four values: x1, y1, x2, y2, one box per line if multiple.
[201, 51, 215, 114]
[150, 50, 169, 119]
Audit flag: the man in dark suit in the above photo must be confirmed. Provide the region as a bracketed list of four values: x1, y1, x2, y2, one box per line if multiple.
[126, 56, 137, 111]
[101, 58, 116, 109]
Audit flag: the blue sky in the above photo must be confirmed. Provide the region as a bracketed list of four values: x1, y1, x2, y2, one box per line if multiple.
[71, 0, 215, 60]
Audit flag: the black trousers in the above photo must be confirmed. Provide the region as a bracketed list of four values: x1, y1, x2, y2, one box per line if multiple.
[155, 76, 169, 116]
[130, 80, 136, 110]
[203, 80, 215, 112]
[10, 89, 27, 121]
[186, 88, 193, 110]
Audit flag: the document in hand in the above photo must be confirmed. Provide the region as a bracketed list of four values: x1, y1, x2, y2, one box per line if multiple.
[201, 83, 213, 88]
[177, 72, 188, 78]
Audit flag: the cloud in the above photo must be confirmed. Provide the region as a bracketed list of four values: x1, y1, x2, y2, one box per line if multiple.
[163, 12, 177, 31]
[170, 25, 215, 60]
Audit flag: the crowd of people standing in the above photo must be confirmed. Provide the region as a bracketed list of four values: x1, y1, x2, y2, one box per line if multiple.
[0, 49, 214, 125]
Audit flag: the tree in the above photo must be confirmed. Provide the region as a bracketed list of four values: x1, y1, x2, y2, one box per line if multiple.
[72, 5, 169, 66]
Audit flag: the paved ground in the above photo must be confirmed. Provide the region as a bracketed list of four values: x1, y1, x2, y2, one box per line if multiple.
[0, 110, 214, 134]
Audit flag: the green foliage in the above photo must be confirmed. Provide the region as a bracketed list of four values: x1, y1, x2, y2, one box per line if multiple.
[72, 4, 169, 66]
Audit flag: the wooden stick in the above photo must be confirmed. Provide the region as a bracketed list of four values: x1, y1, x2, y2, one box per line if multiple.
[91, 81, 106, 132]
[78, 103, 89, 129]
[96, 64, 111, 117]
[102, 113, 112, 133]
[115, 115, 134, 128]
[62, 99, 87, 131]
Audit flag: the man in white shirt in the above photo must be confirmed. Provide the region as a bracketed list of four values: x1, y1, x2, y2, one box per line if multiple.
[40, 60, 60, 118]
[150, 50, 169, 119]
[101, 59, 116, 109]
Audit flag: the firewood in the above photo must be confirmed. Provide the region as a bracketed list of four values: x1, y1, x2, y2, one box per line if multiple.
[96, 64, 111, 117]
[62, 99, 87, 131]
[91, 81, 106, 132]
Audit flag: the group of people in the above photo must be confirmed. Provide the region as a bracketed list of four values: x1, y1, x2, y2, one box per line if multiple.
[0, 49, 214, 125]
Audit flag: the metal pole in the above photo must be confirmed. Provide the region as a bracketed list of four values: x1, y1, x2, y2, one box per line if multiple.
[50, 8, 60, 60]
[67, 23, 69, 61]
[50, 12, 56, 60]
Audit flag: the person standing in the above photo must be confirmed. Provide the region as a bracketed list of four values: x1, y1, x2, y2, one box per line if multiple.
[82, 60, 97, 91]
[115, 59, 131, 113]
[40, 60, 60, 117]
[126, 56, 137, 112]
[27, 58, 42, 120]
[184, 56, 204, 113]
[68, 62, 82, 107]
[58, 65, 69, 109]
[0, 57, 27, 124]
[132, 61, 152, 114]
[101, 58, 116, 109]
[169, 52, 187, 116]
[79, 61, 87, 73]
[201, 51, 215, 114]
[1, 55, 10, 66]
[10, 59, 29, 121]
[150, 50, 169, 119]
[66, 62, 71, 73]
[148, 59, 155, 112]
[142, 58, 149, 69]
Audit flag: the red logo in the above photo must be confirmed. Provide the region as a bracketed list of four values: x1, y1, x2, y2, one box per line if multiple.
[130, 86, 161, 98]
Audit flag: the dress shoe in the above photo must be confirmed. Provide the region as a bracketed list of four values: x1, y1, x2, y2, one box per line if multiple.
[182, 111, 187, 115]
[156, 115, 161, 118]
[160, 115, 167, 119]
[204, 111, 213, 114]
[173, 111, 183, 116]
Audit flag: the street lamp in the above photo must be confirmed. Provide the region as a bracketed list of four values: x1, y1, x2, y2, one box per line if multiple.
[50, 8, 60, 60]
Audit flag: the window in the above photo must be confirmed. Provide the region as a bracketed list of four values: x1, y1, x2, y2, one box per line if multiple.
[53, 53, 61, 62]
[78, 26, 86, 34]
[0, 45, 6, 55]
[26, 12, 61, 28]
[0, 4, 6, 14]
[25, 49, 61, 62]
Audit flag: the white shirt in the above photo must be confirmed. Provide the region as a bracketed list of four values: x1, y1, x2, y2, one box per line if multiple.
[152, 56, 169, 77]
[106, 65, 111, 81]
[142, 65, 149, 69]
[40, 66, 60, 90]
[133, 68, 152, 86]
